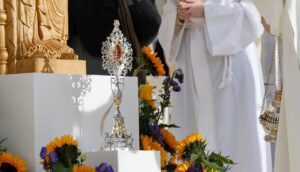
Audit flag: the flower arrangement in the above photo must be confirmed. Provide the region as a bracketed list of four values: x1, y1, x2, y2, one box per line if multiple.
[138, 69, 234, 172]
[40, 134, 114, 172]
[0, 152, 27, 172]
[133, 46, 166, 76]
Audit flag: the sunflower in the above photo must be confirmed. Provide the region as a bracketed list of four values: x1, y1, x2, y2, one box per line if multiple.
[174, 162, 190, 172]
[176, 133, 205, 160]
[72, 165, 96, 172]
[0, 152, 27, 172]
[142, 46, 166, 76]
[46, 135, 78, 155]
[160, 128, 178, 150]
[168, 156, 177, 165]
[139, 83, 155, 108]
[140, 135, 167, 167]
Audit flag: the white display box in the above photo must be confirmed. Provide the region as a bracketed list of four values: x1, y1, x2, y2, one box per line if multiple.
[0, 74, 139, 171]
[85, 150, 161, 172]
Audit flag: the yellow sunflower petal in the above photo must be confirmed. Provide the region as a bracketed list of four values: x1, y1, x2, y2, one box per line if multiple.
[46, 134, 78, 155]
[160, 129, 178, 150]
[174, 162, 191, 172]
[0, 152, 27, 172]
[72, 164, 96, 172]
[140, 135, 167, 167]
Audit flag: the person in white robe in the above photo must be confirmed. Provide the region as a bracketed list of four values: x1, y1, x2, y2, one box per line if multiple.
[158, 0, 272, 171]
[253, 0, 300, 171]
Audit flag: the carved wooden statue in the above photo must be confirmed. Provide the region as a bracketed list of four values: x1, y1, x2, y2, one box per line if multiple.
[0, 0, 85, 74]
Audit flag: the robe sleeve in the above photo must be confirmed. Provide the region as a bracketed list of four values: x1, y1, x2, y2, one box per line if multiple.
[158, 0, 179, 65]
[204, 0, 263, 56]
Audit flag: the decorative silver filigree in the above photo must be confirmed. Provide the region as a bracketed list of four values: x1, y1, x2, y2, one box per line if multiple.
[101, 20, 134, 150]
[102, 20, 133, 76]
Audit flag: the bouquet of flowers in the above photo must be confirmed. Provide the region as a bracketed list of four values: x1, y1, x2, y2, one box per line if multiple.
[138, 69, 234, 172]
[40, 135, 114, 172]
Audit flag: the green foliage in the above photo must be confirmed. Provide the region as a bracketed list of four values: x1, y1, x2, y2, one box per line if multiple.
[0, 138, 7, 153]
[52, 162, 72, 172]
[139, 69, 182, 136]
[57, 145, 80, 169]
[181, 141, 234, 172]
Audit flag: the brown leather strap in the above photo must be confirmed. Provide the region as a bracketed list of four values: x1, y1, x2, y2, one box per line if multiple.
[117, 0, 141, 56]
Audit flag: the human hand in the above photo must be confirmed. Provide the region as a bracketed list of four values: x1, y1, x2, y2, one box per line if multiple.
[261, 17, 271, 33]
[177, 0, 204, 20]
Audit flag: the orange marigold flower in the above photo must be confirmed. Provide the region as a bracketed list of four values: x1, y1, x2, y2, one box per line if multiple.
[0, 152, 27, 172]
[140, 135, 167, 167]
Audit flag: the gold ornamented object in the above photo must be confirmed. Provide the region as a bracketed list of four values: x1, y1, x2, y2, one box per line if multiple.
[259, 36, 282, 142]
[260, 89, 282, 142]
[259, 106, 280, 142]
[1, 0, 86, 75]
[102, 20, 134, 150]
[0, 0, 8, 74]
[273, 90, 282, 109]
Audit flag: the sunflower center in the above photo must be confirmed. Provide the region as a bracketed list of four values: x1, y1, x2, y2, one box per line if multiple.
[0, 163, 18, 172]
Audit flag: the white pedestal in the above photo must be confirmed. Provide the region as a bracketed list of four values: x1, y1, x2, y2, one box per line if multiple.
[0, 74, 139, 171]
[85, 151, 161, 172]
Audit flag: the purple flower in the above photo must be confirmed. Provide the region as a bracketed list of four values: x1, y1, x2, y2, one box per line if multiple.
[49, 152, 58, 163]
[96, 162, 114, 172]
[149, 124, 164, 146]
[163, 76, 171, 85]
[170, 80, 178, 87]
[165, 90, 171, 98]
[172, 85, 181, 92]
[96, 162, 107, 172]
[149, 124, 160, 133]
[187, 162, 202, 172]
[43, 160, 49, 170]
[174, 69, 184, 84]
[40, 147, 47, 159]
[106, 165, 114, 172]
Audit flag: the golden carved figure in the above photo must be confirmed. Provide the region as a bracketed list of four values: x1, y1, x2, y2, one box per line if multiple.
[0, 0, 85, 74]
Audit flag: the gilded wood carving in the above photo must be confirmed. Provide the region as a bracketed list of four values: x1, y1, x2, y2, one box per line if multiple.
[1, 0, 85, 74]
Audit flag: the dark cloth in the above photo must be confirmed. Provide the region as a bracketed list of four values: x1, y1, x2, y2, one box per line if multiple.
[69, 0, 119, 57]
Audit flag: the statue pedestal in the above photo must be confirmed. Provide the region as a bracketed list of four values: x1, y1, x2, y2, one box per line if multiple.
[85, 151, 161, 172]
[0, 74, 139, 171]
[16, 59, 86, 74]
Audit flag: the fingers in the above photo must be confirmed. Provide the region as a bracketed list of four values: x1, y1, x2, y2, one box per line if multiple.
[177, 11, 191, 20]
[177, 1, 191, 10]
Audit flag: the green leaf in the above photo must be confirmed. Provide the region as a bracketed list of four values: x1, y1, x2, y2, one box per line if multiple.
[209, 152, 235, 164]
[190, 153, 200, 162]
[53, 162, 72, 172]
[0, 138, 7, 152]
[201, 158, 223, 171]
[58, 145, 80, 167]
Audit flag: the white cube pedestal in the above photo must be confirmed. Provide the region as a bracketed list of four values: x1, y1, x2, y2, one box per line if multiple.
[0, 74, 139, 171]
[85, 151, 161, 172]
